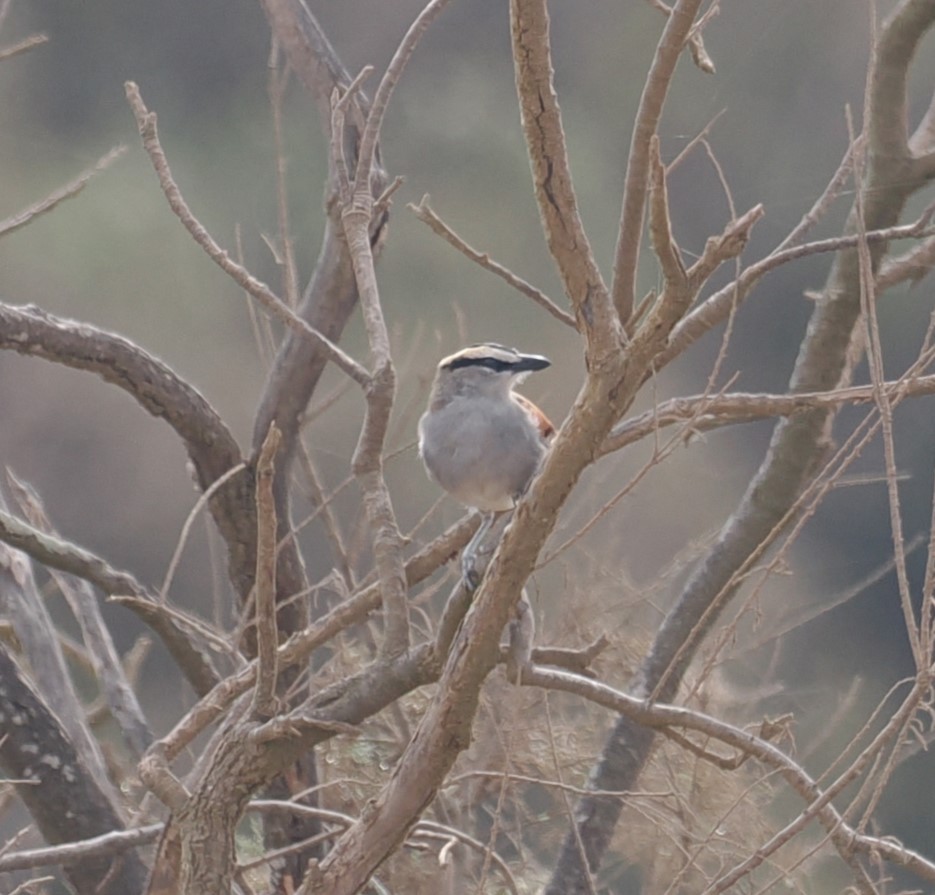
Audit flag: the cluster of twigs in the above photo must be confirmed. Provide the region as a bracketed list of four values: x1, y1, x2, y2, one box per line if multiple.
[2, 1, 935, 894]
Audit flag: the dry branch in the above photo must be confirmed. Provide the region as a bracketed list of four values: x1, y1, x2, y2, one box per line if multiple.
[8, 475, 153, 758]
[409, 195, 577, 328]
[0, 460, 224, 695]
[0, 645, 150, 895]
[0, 145, 125, 239]
[0, 30, 47, 62]
[663, 210, 935, 368]
[125, 81, 369, 388]
[611, 0, 707, 323]
[604, 371, 935, 453]
[253, 0, 389, 649]
[546, 4, 935, 892]
[510, 0, 615, 346]
[331, 1, 456, 665]
[0, 301, 257, 600]
[0, 824, 162, 875]
[252, 424, 282, 718]
[525, 665, 935, 891]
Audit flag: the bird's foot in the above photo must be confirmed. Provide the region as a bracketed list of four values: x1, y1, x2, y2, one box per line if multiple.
[461, 512, 495, 591]
[461, 549, 482, 591]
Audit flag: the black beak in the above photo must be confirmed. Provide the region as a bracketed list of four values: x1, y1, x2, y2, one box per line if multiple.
[513, 352, 551, 373]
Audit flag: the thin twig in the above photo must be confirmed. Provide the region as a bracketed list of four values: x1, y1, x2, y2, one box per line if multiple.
[776, 139, 861, 254]
[0, 145, 125, 239]
[0, 31, 47, 63]
[667, 108, 727, 173]
[524, 666, 935, 889]
[662, 216, 935, 368]
[158, 462, 247, 601]
[849, 104, 921, 666]
[647, 135, 687, 293]
[352, 0, 452, 194]
[124, 81, 369, 387]
[267, 42, 301, 309]
[409, 195, 576, 327]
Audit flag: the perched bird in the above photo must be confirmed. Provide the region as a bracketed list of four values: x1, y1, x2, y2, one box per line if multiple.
[418, 343, 555, 586]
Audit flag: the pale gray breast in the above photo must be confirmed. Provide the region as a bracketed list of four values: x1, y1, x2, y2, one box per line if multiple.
[418, 395, 546, 512]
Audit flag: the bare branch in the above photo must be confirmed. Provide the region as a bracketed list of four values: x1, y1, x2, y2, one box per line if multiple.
[158, 462, 247, 601]
[0, 824, 162, 874]
[150, 516, 475, 765]
[124, 81, 369, 388]
[0, 145, 125, 239]
[0, 499, 222, 696]
[510, 0, 615, 345]
[526, 665, 935, 890]
[646, 135, 687, 294]
[0, 505, 147, 599]
[775, 138, 861, 254]
[252, 424, 282, 718]
[267, 44, 301, 309]
[329, 5, 457, 664]
[663, 215, 935, 369]
[0, 31, 47, 63]
[8, 474, 153, 758]
[257, 0, 357, 130]
[876, 231, 935, 289]
[351, 0, 453, 196]
[0, 644, 150, 894]
[604, 372, 935, 453]
[409, 195, 576, 328]
[850, 107, 922, 666]
[0, 302, 261, 598]
[610, 0, 706, 323]
[251, 2, 390, 640]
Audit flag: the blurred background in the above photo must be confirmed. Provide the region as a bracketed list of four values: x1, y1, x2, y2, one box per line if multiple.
[1, 0, 935, 889]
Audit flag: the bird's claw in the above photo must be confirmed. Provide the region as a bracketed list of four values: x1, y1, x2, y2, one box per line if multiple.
[461, 555, 482, 591]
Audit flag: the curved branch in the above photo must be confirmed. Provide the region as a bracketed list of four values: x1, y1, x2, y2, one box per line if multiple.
[527, 666, 935, 890]
[0, 505, 223, 696]
[0, 302, 261, 595]
[0, 304, 239, 475]
[546, 3, 935, 892]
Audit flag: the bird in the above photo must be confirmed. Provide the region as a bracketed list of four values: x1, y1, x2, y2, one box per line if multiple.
[418, 343, 555, 587]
